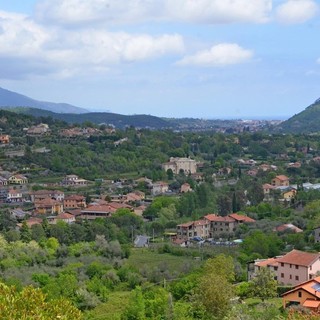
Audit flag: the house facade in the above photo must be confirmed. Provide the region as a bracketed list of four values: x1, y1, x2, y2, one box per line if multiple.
[7, 189, 23, 203]
[272, 175, 289, 187]
[35, 198, 64, 215]
[61, 175, 87, 186]
[64, 195, 86, 209]
[162, 157, 197, 175]
[282, 276, 320, 313]
[8, 174, 28, 184]
[177, 213, 255, 240]
[29, 190, 65, 202]
[151, 182, 169, 196]
[277, 250, 320, 286]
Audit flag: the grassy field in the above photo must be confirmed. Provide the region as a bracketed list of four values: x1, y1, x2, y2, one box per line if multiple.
[127, 248, 202, 273]
[84, 291, 131, 320]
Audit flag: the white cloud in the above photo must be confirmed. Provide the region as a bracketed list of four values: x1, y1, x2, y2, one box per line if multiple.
[275, 0, 319, 24]
[176, 43, 253, 67]
[35, 0, 272, 26]
[167, 0, 272, 24]
[0, 10, 184, 79]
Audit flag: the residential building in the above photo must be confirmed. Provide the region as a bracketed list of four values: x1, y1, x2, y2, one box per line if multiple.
[29, 190, 65, 202]
[0, 176, 8, 186]
[61, 175, 87, 186]
[8, 174, 28, 184]
[282, 276, 320, 313]
[282, 188, 297, 201]
[26, 123, 50, 136]
[272, 175, 289, 187]
[35, 198, 64, 215]
[124, 191, 145, 203]
[80, 205, 114, 219]
[7, 189, 23, 203]
[177, 213, 255, 240]
[275, 224, 303, 233]
[64, 195, 86, 209]
[10, 208, 30, 220]
[180, 183, 192, 193]
[247, 257, 281, 281]
[277, 250, 320, 286]
[48, 213, 76, 224]
[162, 157, 197, 175]
[151, 182, 169, 196]
[204, 214, 237, 237]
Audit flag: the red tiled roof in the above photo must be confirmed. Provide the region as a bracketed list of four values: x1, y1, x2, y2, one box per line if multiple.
[56, 213, 75, 220]
[275, 224, 303, 233]
[255, 257, 280, 268]
[194, 219, 209, 226]
[35, 198, 62, 207]
[64, 195, 85, 201]
[177, 221, 194, 228]
[277, 249, 320, 267]
[82, 205, 113, 213]
[229, 213, 255, 223]
[303, 300, 320, 308]
[204, 215, 235, 222]
[282, 276, 320, 298]
[275, 175, 289, 181]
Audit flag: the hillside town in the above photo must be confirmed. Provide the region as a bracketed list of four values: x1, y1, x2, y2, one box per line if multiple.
[1, 113, 320, 318]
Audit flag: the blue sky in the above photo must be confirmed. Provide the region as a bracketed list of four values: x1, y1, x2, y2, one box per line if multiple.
[0, 0, 319, 119]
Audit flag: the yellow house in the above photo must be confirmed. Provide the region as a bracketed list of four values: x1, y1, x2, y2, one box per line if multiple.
[8, 174, 28, 184]
[35, 198, 64, 215]
[282, 189, 297, 201]
[282, 276, 320, 313]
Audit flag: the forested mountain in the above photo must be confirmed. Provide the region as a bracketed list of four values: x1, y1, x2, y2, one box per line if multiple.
[277, 98, 320, 133]
[7, 107, 171, 129]
[0, 87, 88, 114]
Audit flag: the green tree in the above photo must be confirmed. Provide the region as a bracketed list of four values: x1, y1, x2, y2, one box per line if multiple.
[20, 221, 32, 243]
[122, 286, 146, 320]
[0, 283, 82, 319]
[249, 267, 277, 302]
[196, 254, 235, 319]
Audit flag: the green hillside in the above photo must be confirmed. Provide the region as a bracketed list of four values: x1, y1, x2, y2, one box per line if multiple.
[4, 107, 171, 129]
[277, 98, 320, 133]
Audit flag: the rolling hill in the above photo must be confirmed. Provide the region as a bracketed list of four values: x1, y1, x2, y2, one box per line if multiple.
[277, 98, 320, 133]
[0, 87, 88, 114]
[8, 107, 171, 129]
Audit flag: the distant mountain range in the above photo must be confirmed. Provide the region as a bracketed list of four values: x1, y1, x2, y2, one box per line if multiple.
[3, 85, 314, 131]
[277, 98, 320, 133]
[0, 87, 88, 114]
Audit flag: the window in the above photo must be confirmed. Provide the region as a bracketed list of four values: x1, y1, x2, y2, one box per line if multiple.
[295, 276, 299, 281]
[295, 265, 299, 270]
[310, 266, 312, 271]
[289, 275, 292, 279]
[281, 263, 284, 267]
[281, 273, 284, 278]
[298, 291, 302, 298]
[290, 264, 292, 268]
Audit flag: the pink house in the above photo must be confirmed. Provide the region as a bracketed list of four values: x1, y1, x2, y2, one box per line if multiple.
[277, 250, 320, 286]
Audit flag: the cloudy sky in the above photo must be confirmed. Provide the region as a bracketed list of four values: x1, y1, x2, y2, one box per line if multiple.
[0, 0, 319, 119]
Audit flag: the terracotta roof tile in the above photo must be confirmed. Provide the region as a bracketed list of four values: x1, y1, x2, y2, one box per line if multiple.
[277, 249, 320, 267]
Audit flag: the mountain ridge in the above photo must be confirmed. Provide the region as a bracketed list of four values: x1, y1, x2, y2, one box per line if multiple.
[277, 98, 320, 133]
[0, 87, 88, 114]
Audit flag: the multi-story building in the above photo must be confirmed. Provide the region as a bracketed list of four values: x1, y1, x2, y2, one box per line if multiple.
[64, 195, 86, 209]
[162, 157, 197, 175]
[177, 213, 255, 240]
[249, 250, 320, 286]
